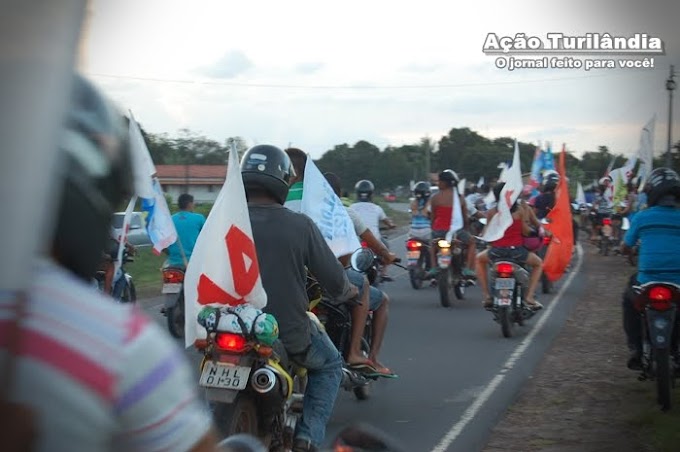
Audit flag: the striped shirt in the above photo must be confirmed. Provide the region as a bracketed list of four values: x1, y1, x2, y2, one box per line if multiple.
[0, 259, 212, 452]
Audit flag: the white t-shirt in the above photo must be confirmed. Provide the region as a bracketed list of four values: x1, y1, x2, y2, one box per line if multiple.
[346, 207, 368, 236]
[349, 202, 386, 238]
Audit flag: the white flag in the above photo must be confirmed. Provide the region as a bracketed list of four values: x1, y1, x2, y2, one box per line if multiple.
[142, 178, 178, 255]
[445, 187, 465, 242]
[482, 140, 523, 243]
[299, 159, 361, 257]
[477, 176, 485, 187]
[576, 182, 586, 205]
[637, 115, 656, 191]
[114, 196, 137, 279]
[458, 178, 466, 194]
[184, 145, 268, 348]
[128, 112, 157, 199]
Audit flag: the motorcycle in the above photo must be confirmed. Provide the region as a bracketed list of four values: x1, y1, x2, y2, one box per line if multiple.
[94, 247, 136, 303]
[488, 260, 538, 338]
[197, 249, 376, 446]
[405, 237, 433, 290]
[161, 265, 185, 338]
[599, 215, 614, 256]
[631, 282, 680, 411]
[434, 236, 474, 307]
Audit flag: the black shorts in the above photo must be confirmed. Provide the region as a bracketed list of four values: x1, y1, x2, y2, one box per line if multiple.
[489, 246, 529, 263]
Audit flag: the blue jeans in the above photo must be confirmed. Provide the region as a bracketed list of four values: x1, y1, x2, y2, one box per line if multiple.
[292, 321, 343, 446]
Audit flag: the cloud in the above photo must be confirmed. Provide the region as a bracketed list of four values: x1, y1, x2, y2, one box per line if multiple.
[400, 62, 446, 73]
[199, 50, 253, 79]
[294, 61, 325, 75]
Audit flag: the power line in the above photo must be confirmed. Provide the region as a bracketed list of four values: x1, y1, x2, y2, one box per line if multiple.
[87, 68, 666, 90]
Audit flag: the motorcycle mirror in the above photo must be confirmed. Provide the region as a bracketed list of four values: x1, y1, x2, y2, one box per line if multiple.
[331, 423, 407, 452]
[479, 217, 487, 225]
[350, 248, 375, 273]
[217, 434, 267, 452]
[540, 218, 550, 224]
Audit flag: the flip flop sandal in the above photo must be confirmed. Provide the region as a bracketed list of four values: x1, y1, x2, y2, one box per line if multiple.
[365, 369, 399, 379]
[347, 362, 378, 373]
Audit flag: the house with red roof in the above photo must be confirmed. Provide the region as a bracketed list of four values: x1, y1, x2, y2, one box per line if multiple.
[155, 165, 226, 203]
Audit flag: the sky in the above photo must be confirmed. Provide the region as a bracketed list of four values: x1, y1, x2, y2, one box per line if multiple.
[82, 0, 680, 160]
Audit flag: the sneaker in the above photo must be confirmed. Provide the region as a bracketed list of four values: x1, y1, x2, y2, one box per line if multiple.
[627, 350, 642, 371]
[524, 299, 543, 311]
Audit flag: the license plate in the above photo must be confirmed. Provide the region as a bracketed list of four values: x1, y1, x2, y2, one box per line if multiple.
[438, 255, 451, 268]
[602, 225, 612, 237]
[495, 278, 516, 289]
[162, 283, 182, 294]
[199, 361, 251, 390]
[496, 298, 511, 306]
[407, 251, 420, 261]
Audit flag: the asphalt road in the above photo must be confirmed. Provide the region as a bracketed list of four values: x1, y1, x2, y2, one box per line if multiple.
[140, 232, 586, 452]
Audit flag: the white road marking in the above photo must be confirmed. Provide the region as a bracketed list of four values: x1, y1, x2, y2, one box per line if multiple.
[430, 243, 584, 452]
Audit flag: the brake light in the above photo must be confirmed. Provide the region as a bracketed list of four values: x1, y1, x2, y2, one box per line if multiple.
[406, 240, 422, 251]
[648, 286, 673, 311]
[496, 263, 514, 278]
[543, 235, 551, 245]
[163, 269, 185, 283]
[603, 218, 612, 226]
[215, 333, 248, 352]
[361, 241, 368, 248]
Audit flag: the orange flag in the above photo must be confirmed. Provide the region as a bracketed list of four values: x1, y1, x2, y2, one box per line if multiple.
[543, 145, 574, 282]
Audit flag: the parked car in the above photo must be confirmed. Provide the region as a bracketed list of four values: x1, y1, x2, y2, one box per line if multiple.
[112, 212, 152, 246]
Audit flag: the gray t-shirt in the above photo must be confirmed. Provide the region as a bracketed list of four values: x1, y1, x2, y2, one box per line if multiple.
[248, 204, 353, 354]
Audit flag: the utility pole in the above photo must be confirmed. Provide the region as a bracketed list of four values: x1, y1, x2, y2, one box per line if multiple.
[666, 65, 676, 167]
[424, 138, 432, 182]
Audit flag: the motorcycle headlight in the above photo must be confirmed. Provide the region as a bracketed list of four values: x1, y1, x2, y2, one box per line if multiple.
[438, 240, 451, 248]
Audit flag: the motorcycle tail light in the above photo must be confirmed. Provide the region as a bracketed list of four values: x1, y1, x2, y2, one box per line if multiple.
[215, 333, 248, 353]
[406, 240, 422, 251]
[648, 286, 673, 311]
[361, 241, 368, 248]
[495, 263, 514, 278]
[163, 269, 185, 283]
[543, 235, 551, 245]
[603, 218, 612, 226]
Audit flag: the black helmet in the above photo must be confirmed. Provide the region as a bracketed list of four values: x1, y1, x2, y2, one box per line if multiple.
[355, 180, 374, 201]
[645, 167, 680, 207]
[542, 170, 560, 192]
[413, 181, 431, 200]
[240, 144, 295, 205]
[52, 74, 133, 281]
[438, 169, 458, 187]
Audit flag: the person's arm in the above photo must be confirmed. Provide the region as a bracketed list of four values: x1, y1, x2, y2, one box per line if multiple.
[360, 228, 396, 264]
[115, 312, 219, 452]
[378, 206, 395, 229]
[304, 218, 355, 303]
[525, 201, 542, 230]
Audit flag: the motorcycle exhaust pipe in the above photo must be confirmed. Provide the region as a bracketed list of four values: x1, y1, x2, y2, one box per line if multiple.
[251, 367, 277, 394]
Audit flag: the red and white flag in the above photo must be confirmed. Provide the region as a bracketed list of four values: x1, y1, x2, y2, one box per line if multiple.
[482, 140, 523, 243]
[184, 144, 267, 348]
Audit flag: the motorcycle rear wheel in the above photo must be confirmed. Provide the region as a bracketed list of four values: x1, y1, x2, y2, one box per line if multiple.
[409, 267, 423, 290]
[166, 293, 185, 339]
[213, 395, 259, 438]
[655, 348, 673, 411]
[438, 268, 452, 308]
[454, 282, 465, 300]
[500, 306, 513, 338]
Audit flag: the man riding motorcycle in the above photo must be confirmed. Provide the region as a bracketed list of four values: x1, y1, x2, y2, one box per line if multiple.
[620, 168, 680, 370]
[590, 176, 615, 241]
[242, 145, 358, 451]
[532, 170, 559, 220]
[325, 172, 398, 377]
[476, 182, 544, 310]
[428, 169, 476, 278]
[349, 180, 396, 281]
[409, 181, 432, 241]
[165, 193, 206, 268]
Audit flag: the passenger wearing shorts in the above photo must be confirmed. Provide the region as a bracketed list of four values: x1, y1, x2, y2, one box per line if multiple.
[476, 182, 544, 310]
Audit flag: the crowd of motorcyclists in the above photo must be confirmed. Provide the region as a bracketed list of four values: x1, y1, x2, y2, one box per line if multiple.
[5, 71, 680, 452]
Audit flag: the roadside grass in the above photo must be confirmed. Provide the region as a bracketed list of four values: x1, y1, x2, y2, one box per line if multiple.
[127, 246, 165, 298]
[627, 384, 680, 452]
